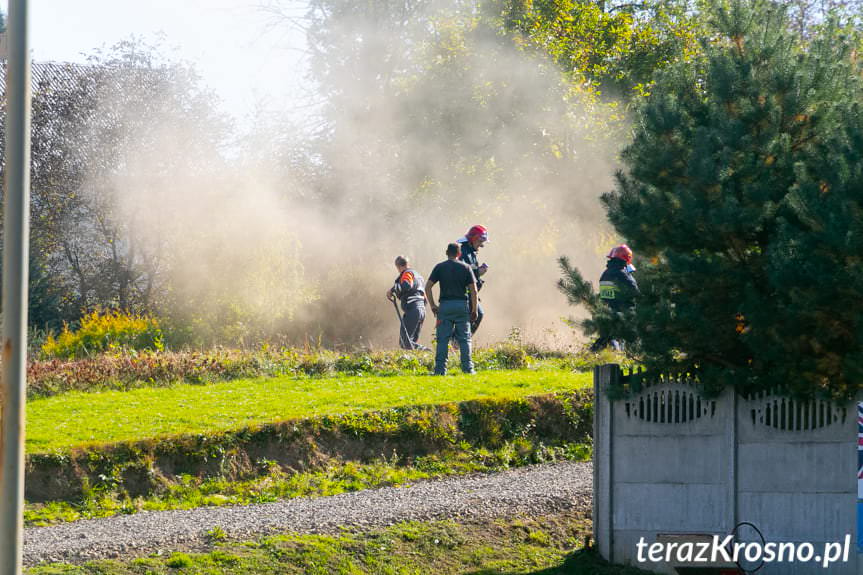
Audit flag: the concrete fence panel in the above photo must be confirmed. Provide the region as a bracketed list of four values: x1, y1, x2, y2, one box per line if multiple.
[593, 364, 861, 575]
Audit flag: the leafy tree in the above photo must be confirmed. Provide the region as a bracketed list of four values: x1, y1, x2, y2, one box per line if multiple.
[0, 62, 101, 328]
[75, 41, 230, 314]
[0, 40, 230, 330]
[783, 0, 863, 34]
[560, 0, 862, 398]
[501, 0, 701, 98]
[27, 255, 63, 330]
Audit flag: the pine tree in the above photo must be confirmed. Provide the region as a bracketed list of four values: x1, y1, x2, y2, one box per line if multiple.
[561, 0, 862, 398]
[758, 76, 863, 399]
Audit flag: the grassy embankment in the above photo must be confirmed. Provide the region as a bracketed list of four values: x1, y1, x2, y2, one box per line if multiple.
[29, 368, 591, 452]
[25, 364, 595, 526]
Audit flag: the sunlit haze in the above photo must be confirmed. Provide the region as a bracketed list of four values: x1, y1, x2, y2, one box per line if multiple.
[31, 1, 310, 126]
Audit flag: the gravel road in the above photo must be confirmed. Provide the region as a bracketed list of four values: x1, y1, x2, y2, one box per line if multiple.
[24, 460, 592, 566]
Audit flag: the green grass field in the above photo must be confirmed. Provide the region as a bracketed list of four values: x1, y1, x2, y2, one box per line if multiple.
[27, 368, 591, 453]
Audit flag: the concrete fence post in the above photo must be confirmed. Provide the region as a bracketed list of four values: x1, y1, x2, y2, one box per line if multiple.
[594, 363, 619, 562]
[726, 390, 738, 534]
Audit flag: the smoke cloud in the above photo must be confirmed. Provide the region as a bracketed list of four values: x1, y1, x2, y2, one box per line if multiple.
[85, 2, 627, 349]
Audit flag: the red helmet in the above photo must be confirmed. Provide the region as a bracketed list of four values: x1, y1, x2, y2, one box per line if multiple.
[607, 244, 633, 265]
[466, 225, 489, 243]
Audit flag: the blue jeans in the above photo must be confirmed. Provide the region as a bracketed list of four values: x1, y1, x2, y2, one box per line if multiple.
[435, 300, 474, 375]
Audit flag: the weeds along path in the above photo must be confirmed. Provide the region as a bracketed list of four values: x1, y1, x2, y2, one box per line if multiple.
[24, 460, 592, 566]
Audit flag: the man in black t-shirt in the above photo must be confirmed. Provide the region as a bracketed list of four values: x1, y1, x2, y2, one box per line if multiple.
[426, 243, 478, 375]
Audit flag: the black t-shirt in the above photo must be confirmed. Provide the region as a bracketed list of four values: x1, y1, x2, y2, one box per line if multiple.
[429, 259, 476, 301]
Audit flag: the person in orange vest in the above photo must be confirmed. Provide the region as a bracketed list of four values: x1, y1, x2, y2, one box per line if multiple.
[386, 255, 428, 350]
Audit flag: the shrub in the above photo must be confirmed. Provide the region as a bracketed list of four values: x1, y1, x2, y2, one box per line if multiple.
[41, 310, 164, 359]
[165, 552, 193, 568]
[485, 343, 530, 370]
[206, 525, 227, 542]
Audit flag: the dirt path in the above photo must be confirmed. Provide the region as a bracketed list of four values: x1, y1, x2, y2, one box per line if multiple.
[24, 460, 593, 566]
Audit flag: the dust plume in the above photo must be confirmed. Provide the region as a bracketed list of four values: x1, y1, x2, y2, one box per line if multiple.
[85, 2, 628, 349]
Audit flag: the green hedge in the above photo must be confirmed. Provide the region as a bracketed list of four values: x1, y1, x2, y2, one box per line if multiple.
[26, 345, 613, 399]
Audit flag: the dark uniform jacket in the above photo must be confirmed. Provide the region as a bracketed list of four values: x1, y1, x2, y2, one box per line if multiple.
[393, 268, 426, 309]
[457, 240, 484, 290]
[599, 258, 639, 313]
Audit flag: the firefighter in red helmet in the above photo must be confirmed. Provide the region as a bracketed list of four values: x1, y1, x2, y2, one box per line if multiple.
[592, 244, 639, 351]
[456, 225, 489, 333]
